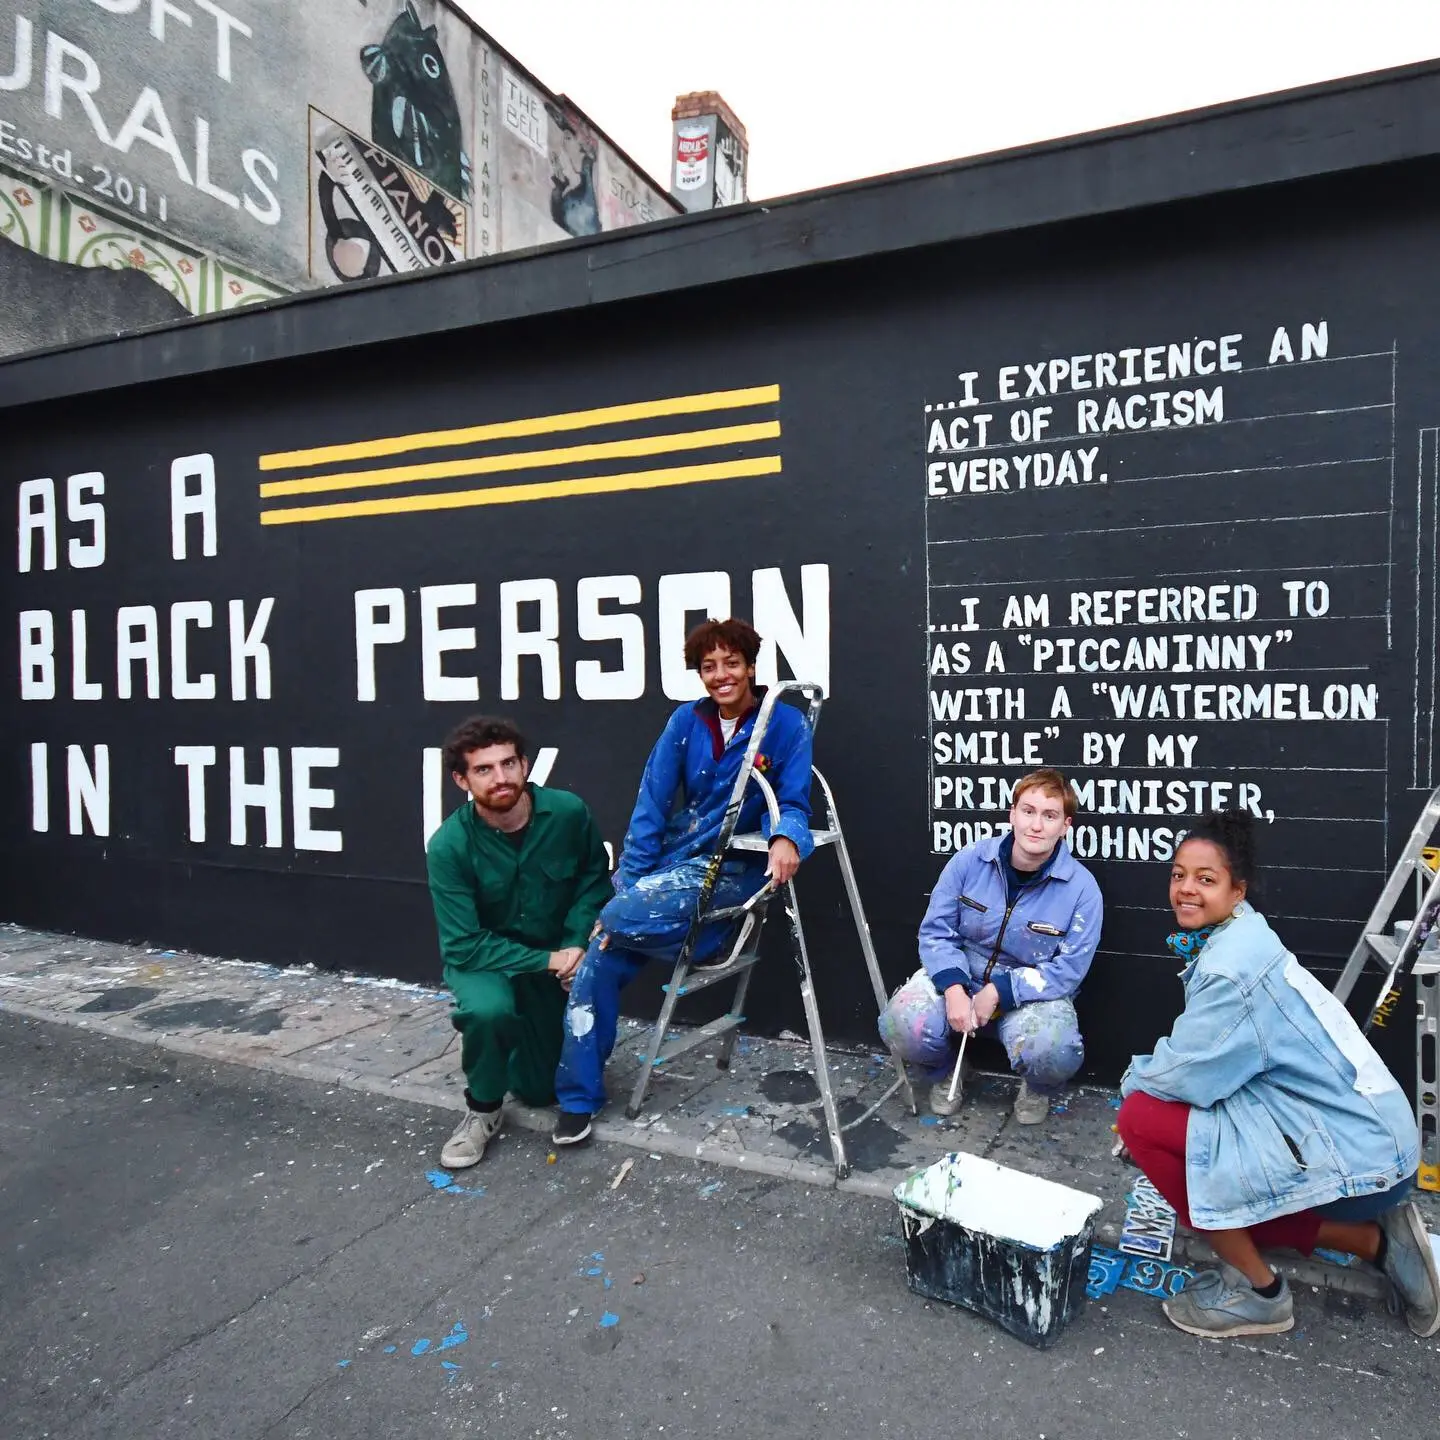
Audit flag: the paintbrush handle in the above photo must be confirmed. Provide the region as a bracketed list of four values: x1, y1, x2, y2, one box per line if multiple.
[947, 1027, 971, 1102]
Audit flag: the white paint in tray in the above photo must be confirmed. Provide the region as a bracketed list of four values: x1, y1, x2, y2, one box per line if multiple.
[893, 1151, 1102, 1251]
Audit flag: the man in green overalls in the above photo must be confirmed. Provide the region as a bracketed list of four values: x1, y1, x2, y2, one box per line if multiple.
[426, 715, 611, 1168]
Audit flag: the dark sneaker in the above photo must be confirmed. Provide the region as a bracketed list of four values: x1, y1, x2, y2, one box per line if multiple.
[1162, 1269, 1294, 1338]
[552, 1110, 593, 1146]
[1379, 1201, 1440, 1337]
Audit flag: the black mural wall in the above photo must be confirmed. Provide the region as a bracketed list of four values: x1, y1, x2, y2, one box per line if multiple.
[4, 151, 1439, 1082]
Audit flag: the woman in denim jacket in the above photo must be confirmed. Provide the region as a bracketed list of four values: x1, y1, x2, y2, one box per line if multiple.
[1117, 810, 1439, 1339]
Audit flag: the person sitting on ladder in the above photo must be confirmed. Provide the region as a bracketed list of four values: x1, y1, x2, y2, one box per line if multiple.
[1117, 809, 1439, 1340]
[551, 618, 815, 1146]
[879, 768, 1102, 1126]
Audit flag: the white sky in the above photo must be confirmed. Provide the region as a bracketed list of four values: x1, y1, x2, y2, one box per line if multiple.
[456, 1, 1440, 200]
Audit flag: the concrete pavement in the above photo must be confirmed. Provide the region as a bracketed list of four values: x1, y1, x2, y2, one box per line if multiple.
[1, 921, 1435, 1305]
[4, 1008, 1439, 1440]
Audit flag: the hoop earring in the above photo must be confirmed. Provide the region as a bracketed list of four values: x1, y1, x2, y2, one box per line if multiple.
[1232, 903, 1245, 918]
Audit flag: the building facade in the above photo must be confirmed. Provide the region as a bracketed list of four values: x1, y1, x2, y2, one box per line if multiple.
[0, 0, 679, 327]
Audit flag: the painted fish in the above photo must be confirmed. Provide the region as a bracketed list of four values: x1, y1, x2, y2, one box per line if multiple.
[361, 2, 471, 200]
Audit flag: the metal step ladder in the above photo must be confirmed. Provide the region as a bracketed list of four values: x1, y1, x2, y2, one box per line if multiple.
[622, 680, 917, 1179]
[1331, 783, 1440, 1191]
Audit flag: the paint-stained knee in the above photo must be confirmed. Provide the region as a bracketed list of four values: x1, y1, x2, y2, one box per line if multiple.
[565, 1001, 596, 1039]
[1001, 1000, 1084, 1087]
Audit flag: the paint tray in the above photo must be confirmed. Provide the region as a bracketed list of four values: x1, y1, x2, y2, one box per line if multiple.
[893, 1151, 1102, 1349]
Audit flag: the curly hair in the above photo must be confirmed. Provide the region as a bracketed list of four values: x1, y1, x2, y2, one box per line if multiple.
[442, 715, 527, 777]
[1180, 808, 1256, 885]
[683, 617, 762, 669]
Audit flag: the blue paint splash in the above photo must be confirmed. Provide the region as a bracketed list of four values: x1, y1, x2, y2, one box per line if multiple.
[599, 1312, 619, 1328]
[426, 1169, 486, 1197]
[337, 1359, 351, 1368]
[438, 1321, 468, 1351]
[718, 1105, 749, 1117]
[699, 1181, 724, 1196]
[412, 1338, 432, 1356]
[918, 1115, 940, 1127]
[441, 1360, 462, 1372]
[383, 1345, 398, 1354]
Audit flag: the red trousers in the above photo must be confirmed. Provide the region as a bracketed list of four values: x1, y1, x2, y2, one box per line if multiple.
[1117, 1090, 1324, 1254]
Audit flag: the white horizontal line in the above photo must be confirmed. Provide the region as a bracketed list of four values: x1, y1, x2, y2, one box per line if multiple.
[1109, 455, 1389, 487]
[930, 510, 1388, 545]
[929, 560, 1388, 588]
[1155, 561, 1387, 578]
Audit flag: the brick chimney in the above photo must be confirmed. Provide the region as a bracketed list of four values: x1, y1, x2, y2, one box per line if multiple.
[670, 91, 748, 212]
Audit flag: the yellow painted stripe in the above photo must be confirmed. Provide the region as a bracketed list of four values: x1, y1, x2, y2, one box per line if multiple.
[258, 384, 782, 471]
[259, 420, 781, 499]
[259, 455, 782, 526]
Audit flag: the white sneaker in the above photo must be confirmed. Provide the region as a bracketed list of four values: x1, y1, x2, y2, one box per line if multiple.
[929, 1059, 973, 1117]
[441, 1107, 503, 1168]
[1012, 1081, 1050, 1126]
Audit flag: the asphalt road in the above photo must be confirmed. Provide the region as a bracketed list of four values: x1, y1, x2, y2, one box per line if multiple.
[2, 1010, 1436, 1440]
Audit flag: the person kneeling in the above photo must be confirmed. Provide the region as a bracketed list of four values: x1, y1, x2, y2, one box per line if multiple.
[1117, 809, 1438, 1339]
[879, 769, 1102, 1126]
[551, 618, 814, 1144]
[426, 716, 610, 1168]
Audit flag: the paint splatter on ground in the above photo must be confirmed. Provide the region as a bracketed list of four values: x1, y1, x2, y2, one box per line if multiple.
[599, 1312, 619, 1328]
[426, 1169, 486, 1197]
[337, 1316, 474, 1379]
[699, 1181, 725, 1196]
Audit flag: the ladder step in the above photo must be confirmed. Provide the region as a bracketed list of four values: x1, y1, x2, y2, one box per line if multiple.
[729, 828, 840, 852]
[706, 901, 765, 922]
[1365, 932, 1400, 966]
[652, 1014, 744, 1063]
[663, 955, 762, 996]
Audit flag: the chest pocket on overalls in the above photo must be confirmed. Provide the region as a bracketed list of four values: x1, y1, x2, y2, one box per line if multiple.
[539, 856, 577, 906]
[1025, 918, 1065, 961]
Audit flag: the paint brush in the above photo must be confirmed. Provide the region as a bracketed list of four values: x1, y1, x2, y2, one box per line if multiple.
[946, 1027, 971, 1104]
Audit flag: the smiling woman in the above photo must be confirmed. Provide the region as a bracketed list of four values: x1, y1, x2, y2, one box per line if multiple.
[1118, 808, 1438, 1340]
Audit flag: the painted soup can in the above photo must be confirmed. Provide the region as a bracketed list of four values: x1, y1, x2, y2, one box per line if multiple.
[675, 122, 711, 191]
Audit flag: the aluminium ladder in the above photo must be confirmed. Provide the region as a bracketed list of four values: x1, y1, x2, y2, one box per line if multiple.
[622, 680, 917, 1179]
[1331, 783, 1440, 1191]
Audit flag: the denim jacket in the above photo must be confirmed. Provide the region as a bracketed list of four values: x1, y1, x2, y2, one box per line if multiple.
[1122, 904, 1418, 1229]
[917, 835, 1103, 1009]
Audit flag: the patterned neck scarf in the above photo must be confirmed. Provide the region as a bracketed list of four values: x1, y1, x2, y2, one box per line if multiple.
[1166, 925, 1218, 963]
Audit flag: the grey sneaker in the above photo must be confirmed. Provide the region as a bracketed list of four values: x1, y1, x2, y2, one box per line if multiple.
[1162, 1268, 1294, 1338]
[1012, 1081, 1050, 1126]
[929, 1059, 973, 1117]
[1379, 1201, 1440, 1337]
[440, 1107, 503, 1169]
